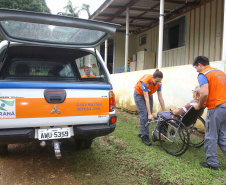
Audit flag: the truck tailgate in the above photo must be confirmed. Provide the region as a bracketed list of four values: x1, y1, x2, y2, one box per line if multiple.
[0, 82, 112, 128]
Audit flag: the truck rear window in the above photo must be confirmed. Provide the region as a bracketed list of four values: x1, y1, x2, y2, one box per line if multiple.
[8, 60, 74, 78]
[2, 46, 108, 83]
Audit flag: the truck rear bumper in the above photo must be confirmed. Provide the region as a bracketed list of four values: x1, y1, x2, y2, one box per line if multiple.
[0, 123, 116, 144]
[73, 123, 116, 139]
[0, 128, 35, 144]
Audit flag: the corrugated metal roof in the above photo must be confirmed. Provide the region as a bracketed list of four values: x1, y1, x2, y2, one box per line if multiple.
[90, 0, 202, 34]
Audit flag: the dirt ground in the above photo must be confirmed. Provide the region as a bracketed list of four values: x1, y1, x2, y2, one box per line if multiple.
[0, 141, 82, 185]
[0, 139, 166, 185]
[0, 110, 153, 185]
[0, 109, 199, 185]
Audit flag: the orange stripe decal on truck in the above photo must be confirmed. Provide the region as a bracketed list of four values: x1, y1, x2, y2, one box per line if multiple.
[15, 98, 109, 118]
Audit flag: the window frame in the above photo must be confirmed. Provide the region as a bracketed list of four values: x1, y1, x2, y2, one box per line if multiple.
[139, 34, 146, 46]
[163, 16, 186, 51]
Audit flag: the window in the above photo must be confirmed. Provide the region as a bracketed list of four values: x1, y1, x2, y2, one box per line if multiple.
[139, 34, 146, 45]
[163, 16, 186, 51]
[1, 21, 106, 46]
[8, 60, 74, 78]
[75, 53, 105, 79]
[4, 49, 107, 82]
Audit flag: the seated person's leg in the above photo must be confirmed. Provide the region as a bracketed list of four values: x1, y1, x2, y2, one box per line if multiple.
[152, 111, 172, 142]
[156, 111, 171, 132]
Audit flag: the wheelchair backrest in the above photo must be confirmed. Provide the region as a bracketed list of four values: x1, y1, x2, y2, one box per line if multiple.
[181, 106, 204, 126]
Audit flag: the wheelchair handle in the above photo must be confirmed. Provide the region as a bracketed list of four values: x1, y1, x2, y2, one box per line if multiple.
[145, 119, 156, 127]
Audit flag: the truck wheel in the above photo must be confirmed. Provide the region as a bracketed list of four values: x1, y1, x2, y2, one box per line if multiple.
[0, 144, 8, 155]
[75, 139, 93, 149]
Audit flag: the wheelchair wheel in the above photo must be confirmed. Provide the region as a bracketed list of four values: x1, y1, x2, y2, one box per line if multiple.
[159, 118, 189, 156]
[187, 116, 205, 148]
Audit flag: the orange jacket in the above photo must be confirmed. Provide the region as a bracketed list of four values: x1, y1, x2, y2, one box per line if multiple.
[82, 74, 95, 78]
[134, 74, 161, 96]
[199, 65, 226, 109]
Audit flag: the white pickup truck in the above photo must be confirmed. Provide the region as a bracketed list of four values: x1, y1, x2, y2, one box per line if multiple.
[0, 8, 119, 158]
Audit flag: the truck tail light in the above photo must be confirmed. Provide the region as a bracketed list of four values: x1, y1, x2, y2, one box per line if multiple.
[110, 116, 116, 124]
[109, 91, 116, 112]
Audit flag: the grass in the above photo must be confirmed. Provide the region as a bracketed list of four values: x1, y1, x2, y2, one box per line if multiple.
[63, 108, 226, 184]
[62, 135, 143, 184]
[111, 109, 226, 185]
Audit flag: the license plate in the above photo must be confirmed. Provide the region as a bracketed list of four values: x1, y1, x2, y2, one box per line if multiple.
[38, 127, 71, 140]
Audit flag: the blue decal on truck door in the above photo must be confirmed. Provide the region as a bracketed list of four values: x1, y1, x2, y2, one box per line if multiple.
[0, 82, 112, 90]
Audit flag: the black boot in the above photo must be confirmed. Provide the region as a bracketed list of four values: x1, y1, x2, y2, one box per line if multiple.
[141, 135, 152, 146]
[200, 162, 219, 170]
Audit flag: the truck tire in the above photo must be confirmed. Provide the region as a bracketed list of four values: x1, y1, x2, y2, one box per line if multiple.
[74, 139, 93, 149]
[0, 144, 8, 155]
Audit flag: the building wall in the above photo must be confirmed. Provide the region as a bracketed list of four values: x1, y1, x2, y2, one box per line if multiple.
[128, 34, 137, 58]
[150, 0, 222, 67]
[113, 33, 125, 73]
[112, 0, 223, 71]
[113, 33, 138, 73]
[185, 0, 223, 64]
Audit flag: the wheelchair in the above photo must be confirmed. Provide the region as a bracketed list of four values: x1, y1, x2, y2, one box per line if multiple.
[147, 107, 205, 156]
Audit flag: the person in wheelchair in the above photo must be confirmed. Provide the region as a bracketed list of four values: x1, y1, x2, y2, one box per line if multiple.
[152, 85, 203, 141]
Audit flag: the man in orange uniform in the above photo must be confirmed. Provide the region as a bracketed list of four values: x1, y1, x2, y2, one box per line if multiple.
[82, 67, 95, 78]
[134, 69, 166, 146]
[193, 56, 226, 170]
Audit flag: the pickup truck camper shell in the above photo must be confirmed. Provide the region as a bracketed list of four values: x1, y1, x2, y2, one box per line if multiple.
[0, 8, 119, 158]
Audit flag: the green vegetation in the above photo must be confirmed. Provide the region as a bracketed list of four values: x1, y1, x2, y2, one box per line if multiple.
[64, 109, 226, 184]
[57, 0, 79, 17]
[57, 0, 90, 18]
[0, 0, 50, 13]
[111, 110, 226, 184]
[0, 0, 51, 42]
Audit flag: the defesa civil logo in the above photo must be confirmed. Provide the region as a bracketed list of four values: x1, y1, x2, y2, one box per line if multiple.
[0, 99, 16, 118]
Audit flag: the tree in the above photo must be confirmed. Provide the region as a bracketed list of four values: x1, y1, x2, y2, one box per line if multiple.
[79, 4, 90, 18]
[0, 0, 51, 41]
[0, 0, 51, 13]
[57, 0, 79, 18]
